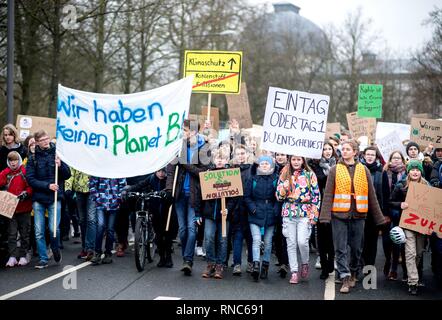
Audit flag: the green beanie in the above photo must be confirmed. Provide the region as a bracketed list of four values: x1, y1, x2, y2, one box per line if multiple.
[406, 159, 424, 175]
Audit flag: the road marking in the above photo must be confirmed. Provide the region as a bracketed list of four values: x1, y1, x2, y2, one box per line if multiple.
[154, 296, 182, 300]
[0, 261, 91, 300]
[324, 271, 335, 300]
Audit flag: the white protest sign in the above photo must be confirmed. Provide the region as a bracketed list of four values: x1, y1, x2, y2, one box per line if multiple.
[56, 76, 194, 178]
[261, 87, 329, 159]
[0, 191, 19, 219]
[376, 122, 410, 143]
[376, 131, 407, 162]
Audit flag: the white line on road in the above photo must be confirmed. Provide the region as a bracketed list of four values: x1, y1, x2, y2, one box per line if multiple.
[324, 271, 335, 300]
[154, 296, 182, 300]
[0, 261, 92, 300]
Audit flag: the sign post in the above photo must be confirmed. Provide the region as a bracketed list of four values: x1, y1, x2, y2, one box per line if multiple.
[199, 168, 243, 237]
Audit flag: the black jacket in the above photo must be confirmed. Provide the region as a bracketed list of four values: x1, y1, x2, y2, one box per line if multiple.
[244, 171, 280, 228]
[25, 143, 71, 205]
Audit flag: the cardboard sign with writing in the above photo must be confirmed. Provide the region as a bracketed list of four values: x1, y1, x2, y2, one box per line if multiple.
[16, 115, 56, 140]
[0, 191, 19, 219]
[326, 122, 341, 139]
[346, 112, 376, 142]
[261, 87, 330, 159]
[201, 106, 220, 132]
[376, 131, 407, 162]
[199, 168, 243, 200]
[412, 113, 432, 119]
[410, 117, 442, 148]
[357, 84, 383, 118]
[400, 182, 442, 238]
[225, 83, 253, 129]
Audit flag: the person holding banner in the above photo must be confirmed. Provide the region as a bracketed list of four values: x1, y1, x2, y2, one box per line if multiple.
[276, 155, 321, 284]
[389, 160, 429, 295]
[382, 151, 408, 281]
[26, 130, 71, 269]
[319, 140, 386, 294]
[197, 149, 238, 279]
[165, 119, 210, 276]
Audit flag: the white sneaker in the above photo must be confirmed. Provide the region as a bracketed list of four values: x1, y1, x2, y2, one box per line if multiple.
[315, 256, 321, 269]
[334, 260, 338, 270]
[18, 257, 28, 266]
[6, 257, 18, 267]
[196, 246, 204, 257]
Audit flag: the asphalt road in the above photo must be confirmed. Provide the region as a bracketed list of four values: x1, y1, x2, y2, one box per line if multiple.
[0, 236, 441, 301]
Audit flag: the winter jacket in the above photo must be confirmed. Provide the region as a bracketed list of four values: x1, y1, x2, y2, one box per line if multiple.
[89, 177, 126, 211]
[231, 163, 252, 226]
[361, 161, 390, 214]
[276, 168, 321, 223]
[244, 171, 280, 228]
[0, 143, 27, 172]
[65, 167, 90, 193]
[165, 137, 210, 209]
[25, 143, 71, 205]
[430, 160, 442, 188]
[0, 161, 32, 213]
[319, 159, 386, 225]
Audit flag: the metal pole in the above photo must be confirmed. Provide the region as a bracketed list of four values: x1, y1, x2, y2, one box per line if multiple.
[7, 0, 15, 124]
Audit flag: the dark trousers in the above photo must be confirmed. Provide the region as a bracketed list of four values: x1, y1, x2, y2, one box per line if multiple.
[317, 222, 334, 272]
[196, 218, 205, 247]
[153, 208, 178, 256]
[362, 216, 379, 266]
[8, 213, 31, 257]
[61, 193, 79, 238]
[115, 201, 135, 246]
[75, 192, 89, 250]
[274, 219, 289, 266]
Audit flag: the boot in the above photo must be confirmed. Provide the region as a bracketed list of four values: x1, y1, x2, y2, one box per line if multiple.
[157, 249, 166, 268]
[164, 251, 173, 268]
[260, 261, 269, 279]
[252, 261, 260, 281]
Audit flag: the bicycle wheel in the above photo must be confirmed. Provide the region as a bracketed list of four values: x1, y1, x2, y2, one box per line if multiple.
[145, 221, 155, 263]
[134, 217, 147, 272]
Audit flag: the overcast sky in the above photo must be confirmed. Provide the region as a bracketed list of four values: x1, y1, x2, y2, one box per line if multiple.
[248, 0, 439, 57]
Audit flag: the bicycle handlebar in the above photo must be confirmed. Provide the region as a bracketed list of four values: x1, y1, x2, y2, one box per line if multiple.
[127, 191, 164, 200]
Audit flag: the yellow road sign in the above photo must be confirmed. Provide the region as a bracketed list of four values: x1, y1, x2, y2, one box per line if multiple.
[183, 50, 242, 94]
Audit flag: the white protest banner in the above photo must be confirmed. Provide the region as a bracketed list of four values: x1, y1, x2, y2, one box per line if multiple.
[0, 191, 19, 219]
[376, 131, 407, 162]
[56, 76, 194, 178]
[376, 122, 410, 143]
[261, 87, 329, 159]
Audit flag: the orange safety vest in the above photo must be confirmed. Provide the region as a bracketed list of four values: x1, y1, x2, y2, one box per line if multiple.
[332, 163, 368, 213]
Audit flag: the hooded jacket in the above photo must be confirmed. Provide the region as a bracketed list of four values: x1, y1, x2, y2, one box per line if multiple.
[25, 143, 71, 205]
[0, 153, 32, 213]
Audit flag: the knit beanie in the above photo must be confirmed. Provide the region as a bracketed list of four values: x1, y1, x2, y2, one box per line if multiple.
[406, 141, 420, 156]
[258, 155, 274, 167]
[406, 159, 424, 175]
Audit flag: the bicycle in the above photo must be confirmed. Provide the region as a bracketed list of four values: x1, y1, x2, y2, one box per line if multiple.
[127, 191, 164, 272]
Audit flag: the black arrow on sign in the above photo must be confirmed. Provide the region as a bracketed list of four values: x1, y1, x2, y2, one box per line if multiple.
[227, 58, 236, 70]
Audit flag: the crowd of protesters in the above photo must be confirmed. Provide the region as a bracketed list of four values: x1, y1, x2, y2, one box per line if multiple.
[0, 119, 442, 296]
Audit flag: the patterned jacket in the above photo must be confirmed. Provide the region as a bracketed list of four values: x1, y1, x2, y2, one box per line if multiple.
[89, 176, 126, 210]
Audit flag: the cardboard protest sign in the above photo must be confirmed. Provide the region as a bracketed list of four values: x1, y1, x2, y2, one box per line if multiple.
[376, 122, 410, 143]
[225, 83, 253, 129]
[0, 191, 19, 219]
[56, 76, 193, 179]
[199, 168, 243, 200]
[346, 112, 376, 142]
[184, 50, 242, 94]
[201, 106, 220, 132]
[412, 113, 432, 119]
[326, 122, 341, 139]
[261, 87, 330, 159]
[357, 84, 383, 118]
[376, 131, 407, 162]
[400, 182, 442, 238]
[410, 117, 442, 148]
[16, 115, 56, 140]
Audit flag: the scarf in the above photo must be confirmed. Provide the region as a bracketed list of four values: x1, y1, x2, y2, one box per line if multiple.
[319, 156, 336, 176]
[387, 163, 406, 188]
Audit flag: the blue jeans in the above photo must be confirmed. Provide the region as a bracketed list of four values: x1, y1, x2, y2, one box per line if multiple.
[175, 194, 196, 262]
[33, 201, 61, 263]
[85, 195, 97, 252]
[95, 209, 117, 254]
[250, 223, 274, 263]
[232, 222, 253, 265]
[204, 219, 229, 265]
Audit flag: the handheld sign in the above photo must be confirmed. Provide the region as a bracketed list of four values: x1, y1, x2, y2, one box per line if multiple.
[225, 82, 253, 128]
[199, 168, 243, 237]
[357, 84, 383, 118]
[376, 131, 407, 162]
[261, 87, 330, 159]
[376, 122, 410, 143]
[346, 111, 376, 143]
[400, 182, 442, 238]
[0, 191, 19, 219]
[325, 122, 341, 139]
[184, 50, 242, 94]
[16, 115, 56, 140]
[410, 117, 442, 148]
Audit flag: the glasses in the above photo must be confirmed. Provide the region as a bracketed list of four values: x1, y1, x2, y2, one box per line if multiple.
[391, 157, 402, 160]
[37, 137, 50, 143]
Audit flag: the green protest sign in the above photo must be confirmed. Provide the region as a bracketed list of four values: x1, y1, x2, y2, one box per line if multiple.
[357, 84, 383, 118]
